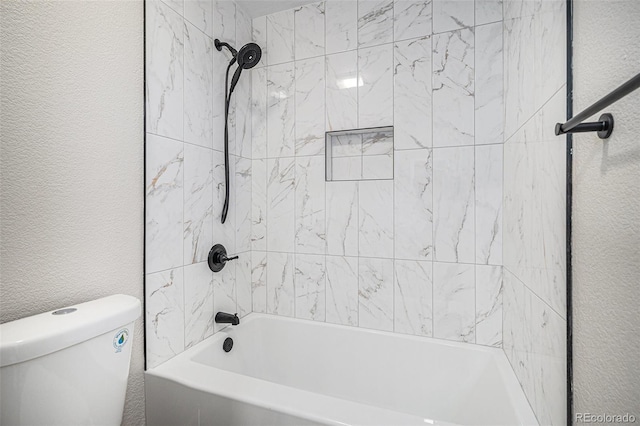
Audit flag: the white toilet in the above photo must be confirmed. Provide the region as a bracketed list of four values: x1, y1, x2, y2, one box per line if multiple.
[0, 294, 141, 426]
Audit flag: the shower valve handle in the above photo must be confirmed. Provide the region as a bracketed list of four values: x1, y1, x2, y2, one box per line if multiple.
[208, 244, 238, 273]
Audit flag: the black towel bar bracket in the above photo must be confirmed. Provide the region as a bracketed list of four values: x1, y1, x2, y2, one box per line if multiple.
[555, 113, 614, 139]
[555, 72, 640, 140]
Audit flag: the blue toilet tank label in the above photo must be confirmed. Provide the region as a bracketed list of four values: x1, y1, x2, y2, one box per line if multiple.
[113, 328, 129, 353]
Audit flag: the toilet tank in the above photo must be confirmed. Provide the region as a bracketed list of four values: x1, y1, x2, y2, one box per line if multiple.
[0, 294, 141, 426]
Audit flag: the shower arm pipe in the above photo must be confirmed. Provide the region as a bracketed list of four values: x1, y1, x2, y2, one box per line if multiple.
[555, 72, 640, 139]
[215, 39, 237, 56]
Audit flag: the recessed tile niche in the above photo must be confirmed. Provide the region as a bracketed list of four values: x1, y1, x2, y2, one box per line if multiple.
[325, 126, 394, 181]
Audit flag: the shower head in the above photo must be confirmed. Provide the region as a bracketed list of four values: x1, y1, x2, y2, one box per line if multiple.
[214, 39, 262, 69]
[236, 43, 262, 69]
[214, 39, 263, 96]
[227, 43, 262, 95]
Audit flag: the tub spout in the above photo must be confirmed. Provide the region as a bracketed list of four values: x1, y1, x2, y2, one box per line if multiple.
[215, 312, 240, 326]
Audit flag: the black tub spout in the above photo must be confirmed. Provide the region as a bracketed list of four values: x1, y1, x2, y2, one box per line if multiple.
[215, 312, 240, 326]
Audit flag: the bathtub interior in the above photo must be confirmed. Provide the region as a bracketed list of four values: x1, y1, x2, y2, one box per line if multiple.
[159, 314, 536, 425]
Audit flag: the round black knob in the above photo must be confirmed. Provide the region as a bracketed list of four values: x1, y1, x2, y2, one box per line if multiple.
[208, 244, 238, 272]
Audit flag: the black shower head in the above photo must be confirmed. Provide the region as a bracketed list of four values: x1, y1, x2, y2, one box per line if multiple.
[214, 39, 262, 69]
[214, 39, 262, 97]
[236, 43, 262, 69]
[226, 42, 262, 96]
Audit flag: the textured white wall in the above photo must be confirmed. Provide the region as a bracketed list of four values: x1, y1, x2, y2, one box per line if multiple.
[573, 0, 640, 421]
[0, 1, 144, 424]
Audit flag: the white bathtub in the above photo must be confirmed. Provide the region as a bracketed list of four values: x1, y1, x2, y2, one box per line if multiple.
[145, 314, 537, 426]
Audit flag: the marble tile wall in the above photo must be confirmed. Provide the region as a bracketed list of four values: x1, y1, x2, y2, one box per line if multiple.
[502, 0, 567, 424]
[145, 0, 252, 368]
[250, 0, 506, 348]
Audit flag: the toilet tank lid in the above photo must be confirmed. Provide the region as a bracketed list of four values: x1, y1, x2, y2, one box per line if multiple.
[0, 294, 141, 367]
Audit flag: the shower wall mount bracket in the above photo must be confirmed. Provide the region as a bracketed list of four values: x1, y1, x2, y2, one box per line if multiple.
[214, 39, 236, 55]
[554, 71, 640, 140]
[207, 244, 238, 273]
[555, 113, 614, 139]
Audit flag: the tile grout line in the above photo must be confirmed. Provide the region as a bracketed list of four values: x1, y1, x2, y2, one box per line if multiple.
[356, 0, 362, 328]
[500, 0, 506, 351]
[431, 0, 436, 339]
[259, 250, 504, 266]
[391, 0, 396, 334]
[322, 1, 328, 325]
[263, 20, 270, 312]
[473, 0, 477, 345]
[504, 265, 567, 322]
[292, 6, 297, 320]
[181, 11, 187, 350]
[248, 11, 254, 318]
